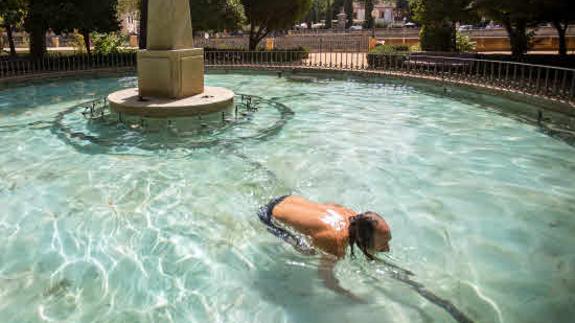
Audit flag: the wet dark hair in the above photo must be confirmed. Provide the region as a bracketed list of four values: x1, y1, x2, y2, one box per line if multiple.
[348, 212, 378, 260]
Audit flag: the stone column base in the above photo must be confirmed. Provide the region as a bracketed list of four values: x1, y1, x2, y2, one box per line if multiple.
[137, 48, 204, 99]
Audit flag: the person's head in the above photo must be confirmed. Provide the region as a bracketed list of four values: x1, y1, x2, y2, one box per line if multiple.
[348, 212, 391, 260]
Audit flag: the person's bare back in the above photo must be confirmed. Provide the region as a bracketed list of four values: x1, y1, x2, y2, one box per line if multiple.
[257, 195, 392, 301]
[272, 196, 357, 257]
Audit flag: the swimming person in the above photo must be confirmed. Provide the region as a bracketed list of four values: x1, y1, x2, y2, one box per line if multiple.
[258, 195, 475, 323]
[258, 195, 392, 300]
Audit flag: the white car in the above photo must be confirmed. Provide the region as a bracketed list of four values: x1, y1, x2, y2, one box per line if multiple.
[349, 25, 363, 31]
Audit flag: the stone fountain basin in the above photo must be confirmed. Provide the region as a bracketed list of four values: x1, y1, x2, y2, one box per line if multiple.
[108, 87, 234, 118]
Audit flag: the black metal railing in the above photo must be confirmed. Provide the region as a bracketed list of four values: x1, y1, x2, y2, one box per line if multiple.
[0, 52, 137, 78]
[1, 50, 573, 104]
[204, 50, 575, 103]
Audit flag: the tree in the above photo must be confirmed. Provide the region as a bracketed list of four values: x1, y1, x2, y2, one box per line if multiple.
[117, 0, 140, 16]
[363, 0, 374, 29]
[0, 0, 27, 56]
[139, 0, 147, 49]
[191, 0, 244, 32]
[410, 0, 473, 52]
[344, 0, 353, 28]
[396, 0, 411, 22]
[25, 0, 58, 59]
[54, 0, 120, 55]
[241, 0, 312, 50]
[472, 0, 538, 57]
[325, 0, 333, 29]
[533, 0, 575, 56]
[137, 0, 243, 49]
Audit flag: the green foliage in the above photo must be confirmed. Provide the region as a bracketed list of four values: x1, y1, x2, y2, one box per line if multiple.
[241, 0, 313, 50]
[396, 0, 411, 20]
[54, 0, 119, 36]
[419, 24, 455, 51]
[367, 45, 409, 69]
[410, 42, 421, 52]
[92, 33, 124, 54]
[410, 0, 474, 52]
[117, 0, 139, 16]
[49, 0, 120, 55]
[192, 0, 245, 32]
[456, 32, 476, 52]
[69, 32, 86, 53]
[369, 44, 410, 54]
[0, 0, 27, 56]
[0, 0, 27, 27]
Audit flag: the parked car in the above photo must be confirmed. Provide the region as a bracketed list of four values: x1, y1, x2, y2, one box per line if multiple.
[404, 22, 418, 28]
[458, 25, 474, 31]
[349, 25, 363, 31]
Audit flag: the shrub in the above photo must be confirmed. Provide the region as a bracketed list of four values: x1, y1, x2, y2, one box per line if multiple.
[410, 43, 422, 52]
[369, 44, 410, 54]
[92, 33, 124, 55]
[420, 24, 456, 52]
[367, 44, 409, 69]
[70, 32, 86, 54]
[456, 32, 476, 52]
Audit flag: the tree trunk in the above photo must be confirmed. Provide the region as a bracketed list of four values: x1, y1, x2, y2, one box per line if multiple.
[364, 0, 374, 29]
[552, 21, 567, 57]
[29, 25, 47, 59]
[249, 22, 256, 50]
[504, 20, 528, 58]
[4, 23, 17, 57]
[345, 0, 354, 29]
[450, 23, 457, 52]
[249, 36, 257, 50]
[139, 0, 148, 49]
[82, 30, 91, 55]
[326, 0, 332, 29]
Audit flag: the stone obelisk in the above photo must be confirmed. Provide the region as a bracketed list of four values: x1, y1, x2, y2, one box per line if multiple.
[138, 0, 204, 99]
[108, 0, 234, 118]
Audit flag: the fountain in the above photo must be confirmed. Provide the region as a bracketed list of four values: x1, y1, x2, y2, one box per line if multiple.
[108, 0, 234, 117]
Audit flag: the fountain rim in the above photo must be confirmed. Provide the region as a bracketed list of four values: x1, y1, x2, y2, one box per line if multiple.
[107, 86, 235, 118]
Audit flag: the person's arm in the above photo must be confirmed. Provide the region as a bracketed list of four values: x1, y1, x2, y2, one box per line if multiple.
[319, 256, 365, 303]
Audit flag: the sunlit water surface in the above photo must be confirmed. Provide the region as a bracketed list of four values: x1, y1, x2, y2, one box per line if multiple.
[0, 73, 574, 323]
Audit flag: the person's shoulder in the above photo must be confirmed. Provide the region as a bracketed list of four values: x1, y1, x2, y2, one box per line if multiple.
[324, 203, 356, 218]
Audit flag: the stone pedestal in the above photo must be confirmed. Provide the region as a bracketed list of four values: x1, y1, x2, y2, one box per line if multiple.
[129, 35, 138, 48]
[108, 0, 234, 118]
[138, 48, 204, 99]
[51, 36, 60, 48]
[147, 0, 194, 51]
[108, 87, 234, 118]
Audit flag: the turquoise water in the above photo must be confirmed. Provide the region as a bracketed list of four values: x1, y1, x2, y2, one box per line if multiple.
[1, 73, 574, 323]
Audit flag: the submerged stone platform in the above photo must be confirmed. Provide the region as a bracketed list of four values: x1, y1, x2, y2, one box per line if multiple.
[107, 87, 234, 118]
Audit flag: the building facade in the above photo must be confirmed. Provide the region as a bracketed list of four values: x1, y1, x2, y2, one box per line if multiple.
[120, 11, 140, 35]
[352, 1, 397, 25]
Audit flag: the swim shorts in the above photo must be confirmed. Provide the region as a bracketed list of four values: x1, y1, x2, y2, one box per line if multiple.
[258, 195, 316, 256]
